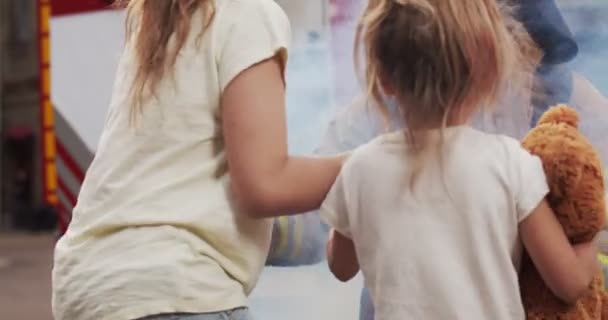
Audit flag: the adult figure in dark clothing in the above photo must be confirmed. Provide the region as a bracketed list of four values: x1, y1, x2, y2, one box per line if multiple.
[517, 0, 579, 125]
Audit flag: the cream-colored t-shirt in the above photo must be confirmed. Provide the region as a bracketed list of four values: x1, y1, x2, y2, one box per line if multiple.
[52, 1, 290, 319]
[321, 127, 549, 320]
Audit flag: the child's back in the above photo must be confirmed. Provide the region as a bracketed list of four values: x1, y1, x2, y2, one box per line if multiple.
[321, 0, 600, 319]
[326, 127, 545, 319]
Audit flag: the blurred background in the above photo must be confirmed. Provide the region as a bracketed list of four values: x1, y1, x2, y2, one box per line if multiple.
[0, 0, 58, 316]
[0, 0, 52, 231]
[1, 0, 608, 319]
[0, 0, 57, 319]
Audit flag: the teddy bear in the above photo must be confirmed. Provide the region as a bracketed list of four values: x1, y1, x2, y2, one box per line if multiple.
[519, 104, 608, 319]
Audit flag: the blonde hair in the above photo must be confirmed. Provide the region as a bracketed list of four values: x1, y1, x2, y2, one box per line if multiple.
[356, 0, 540, 140]
[115, 0, 215, 121]
[355, 0, 541, 189]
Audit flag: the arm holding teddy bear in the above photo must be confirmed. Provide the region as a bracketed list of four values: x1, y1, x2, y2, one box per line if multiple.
[521, 199, 600, 304]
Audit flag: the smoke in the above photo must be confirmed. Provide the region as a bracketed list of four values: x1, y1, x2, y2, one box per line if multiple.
[559, 1, 608, 90]
[251, 3, 365, 319]
[555, 1, 608, 165]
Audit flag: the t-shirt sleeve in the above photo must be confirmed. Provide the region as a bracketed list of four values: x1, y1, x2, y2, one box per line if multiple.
[508, 139, 550, 222]
[320, 161, 355, 238]
[217, 0, 291, 92]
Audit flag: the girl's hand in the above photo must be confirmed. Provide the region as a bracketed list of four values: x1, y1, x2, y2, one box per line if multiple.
[327, 228, 360, 282]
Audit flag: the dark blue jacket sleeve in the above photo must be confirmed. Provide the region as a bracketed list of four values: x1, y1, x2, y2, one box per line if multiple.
[516, 0, 578, 65]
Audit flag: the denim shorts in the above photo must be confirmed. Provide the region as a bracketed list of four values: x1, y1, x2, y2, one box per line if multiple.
[138, 308, 249, 320]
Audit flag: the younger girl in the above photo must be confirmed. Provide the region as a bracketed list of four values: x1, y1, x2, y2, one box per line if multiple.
[52, 0, 343, 319]
[322, 0, 599, 319]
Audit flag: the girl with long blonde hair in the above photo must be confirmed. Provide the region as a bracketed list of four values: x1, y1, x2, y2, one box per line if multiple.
[52, 0, 345, 319]
[321, 0, 599, 319]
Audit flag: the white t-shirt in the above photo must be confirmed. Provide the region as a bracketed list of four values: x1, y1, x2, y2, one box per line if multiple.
[321, 126, 549, 320]
[52, 1, 290, 319]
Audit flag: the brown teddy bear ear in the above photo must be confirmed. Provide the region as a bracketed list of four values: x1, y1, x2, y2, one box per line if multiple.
[537, 104, 579, 129]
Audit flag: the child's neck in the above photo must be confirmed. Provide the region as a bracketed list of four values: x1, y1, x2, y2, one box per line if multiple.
[415, 119, 469, 131]
[447, 109, 473, 127]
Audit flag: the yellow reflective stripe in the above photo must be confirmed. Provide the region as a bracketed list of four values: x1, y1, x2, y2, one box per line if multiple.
[43, 101, 54, 127]
[41, 68, 51, 95]
[48, 193, 58, 205]
[44, 131, 56, 160]
[40, 4, 51, 33]
[276, 216, 290, 257]
[291, 218, 303, 260]
[39, 0, 57, 204]
[46, 163, 57, 191]
[41, 37, 50, 65]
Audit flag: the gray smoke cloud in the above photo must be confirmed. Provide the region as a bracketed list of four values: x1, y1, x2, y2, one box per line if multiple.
[559, 1, 608, 90]
[555, 1, 608, 164]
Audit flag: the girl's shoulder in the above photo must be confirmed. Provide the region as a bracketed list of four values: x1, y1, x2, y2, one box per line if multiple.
[464, 128, 523, 150]
[465, 129, 542, 174]
[214, 0, 290, 46]
[342, 132, 402, 171]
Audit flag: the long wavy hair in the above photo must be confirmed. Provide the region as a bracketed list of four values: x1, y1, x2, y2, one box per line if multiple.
[114, 0, 215, 120]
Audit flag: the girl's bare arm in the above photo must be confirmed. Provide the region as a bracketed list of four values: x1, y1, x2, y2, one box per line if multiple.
[520, 199, 599, 304]
[222, 55, 344, 218]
